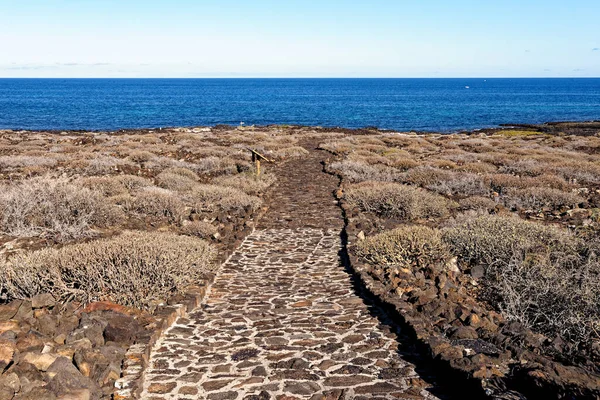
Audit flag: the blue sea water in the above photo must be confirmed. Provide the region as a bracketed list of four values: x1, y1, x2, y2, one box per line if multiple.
[0, 78, 599, 132]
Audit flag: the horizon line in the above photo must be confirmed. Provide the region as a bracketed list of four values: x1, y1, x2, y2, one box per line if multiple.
[1, 76, 599, 79]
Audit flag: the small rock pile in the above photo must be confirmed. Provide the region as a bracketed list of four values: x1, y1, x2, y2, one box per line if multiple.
[0, 294, 153, 400]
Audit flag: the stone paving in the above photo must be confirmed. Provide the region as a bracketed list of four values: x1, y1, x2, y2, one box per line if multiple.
[140, 141, 443, 399]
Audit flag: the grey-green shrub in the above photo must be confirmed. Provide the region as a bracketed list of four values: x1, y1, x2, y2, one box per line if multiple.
[356, 225, 449, 269]
[0, 231, 215, 309]
[344, 182, 453, 220]
[0, 177, 122, 241]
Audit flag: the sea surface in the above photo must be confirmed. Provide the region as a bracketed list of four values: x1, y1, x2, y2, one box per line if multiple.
[0, 78, 599, 132]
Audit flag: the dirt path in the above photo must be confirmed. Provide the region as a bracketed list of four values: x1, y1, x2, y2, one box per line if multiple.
[140, 142, 447, 399]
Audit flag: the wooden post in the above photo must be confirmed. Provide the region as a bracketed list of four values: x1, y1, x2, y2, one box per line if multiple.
[248, 148, 273, 178]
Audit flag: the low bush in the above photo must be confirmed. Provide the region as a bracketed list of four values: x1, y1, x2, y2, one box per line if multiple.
[0, 178, 122, 241]
[193, 156, 240, 175]
[401, 166, 453, 187]
[344, 182, 452, 220]
[156, 171, 197, 192]
[273, 146, 309, 158]
[329, 160, 397, 183]
[114, 174, 153, 191]
[443, 214, 579, 273]
[444, 214, 598, 348]
[0, 155, 58, 169]
[180, 220, 218, 238]
[163, 167, 199, 180]
[214, 173, 276, 195]
[356, 225, 449, 269]
[504, 187, 583, 210]
[0, 231, 215, 308]
[127, 187, 186, 223]
[458, 196, 497, 212]
[188, 184, 262, 213]
[79, 176, 128, 197]
[126, 150, 156, 163]
[425, 172, 488, 197]
[83, 155, 136, 176]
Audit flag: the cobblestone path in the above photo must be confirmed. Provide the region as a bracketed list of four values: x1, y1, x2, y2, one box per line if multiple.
[141, 141, 443, 399]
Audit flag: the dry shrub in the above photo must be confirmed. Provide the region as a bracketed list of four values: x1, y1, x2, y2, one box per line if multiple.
[504, 187, 583, 210]
[344, 182, 452, 220]
[214, 173, 276, 195]
[443, 214, 579, 272]
[0, 231, 215, 309]
[493, 252, 600, 349]
[318, 139, 357, 155]
[533, 174, 572, 191]
[114, 175, 153, 191]
[84, 155, 136, 175]
[553, 162, 600, 185]
[273, 146, 309, 158]
[0, 178, 122, 241]
[356, 225, 449, 268]
[194, 156, 240, 175]
[385, 155, 419, 170]
[329, 160, 397, 183]
[427, 159, 457, 170]
[401, 166, 453, 187]
[79, 176, 128, 197]
[458, 162, 497, 174]
[347, 151, 389, 166]
[188, 185, 262, 213]
[127, 187, 186, 222]
[180, 220, 218, 238]
[163, 167, 199, 180]
[0, 155, 58, 169]
[126, 150, 156, 163]
[156, 172, 197, 192]
[444, 214, 598, 349]
[499, 159, 545, 177]
[458, 196, 497, 212]
[425, 172, 488, 197]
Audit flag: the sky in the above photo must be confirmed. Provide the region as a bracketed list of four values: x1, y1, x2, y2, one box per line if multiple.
[0, 0, 599, 78]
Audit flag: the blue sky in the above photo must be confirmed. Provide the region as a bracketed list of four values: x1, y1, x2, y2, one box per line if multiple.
[0, 0, 598, 77]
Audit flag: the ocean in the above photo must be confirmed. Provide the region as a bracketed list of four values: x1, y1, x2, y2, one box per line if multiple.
[0, 78, 599, 132]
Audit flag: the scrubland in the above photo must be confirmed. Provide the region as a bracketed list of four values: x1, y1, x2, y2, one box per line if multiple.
[323, 129, 600, 365]
[0, 125, 312, 309]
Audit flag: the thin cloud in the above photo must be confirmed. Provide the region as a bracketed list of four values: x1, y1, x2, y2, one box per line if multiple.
[2, 65, 58, 71]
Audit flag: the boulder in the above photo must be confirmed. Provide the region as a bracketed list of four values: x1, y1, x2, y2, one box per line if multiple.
[0, 372, 21, 392]
[31, 294, 56, 310]
[21, 353, 62, 372]
[45, 367, 99, 400]
[103, 314, 141, 344]
[13, 387, 57, 400]
[0, 301, 22, 321]
[16, 333, 45, 353]
[66, 322, 104, 348]
[0, 321, 20, 336]
[0, 339, 16, 370]
[7, 362, 44, 384]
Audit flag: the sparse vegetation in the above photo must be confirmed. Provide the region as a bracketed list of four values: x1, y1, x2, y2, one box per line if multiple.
[331, 128, 600, 364]
[356, 225, 449, 269]
[344, 181, 453, 220]
[0, 231, 215, 309]
[0, 177, 122, 241]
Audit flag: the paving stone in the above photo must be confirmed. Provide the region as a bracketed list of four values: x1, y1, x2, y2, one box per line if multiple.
[140, 145, 440, 399]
